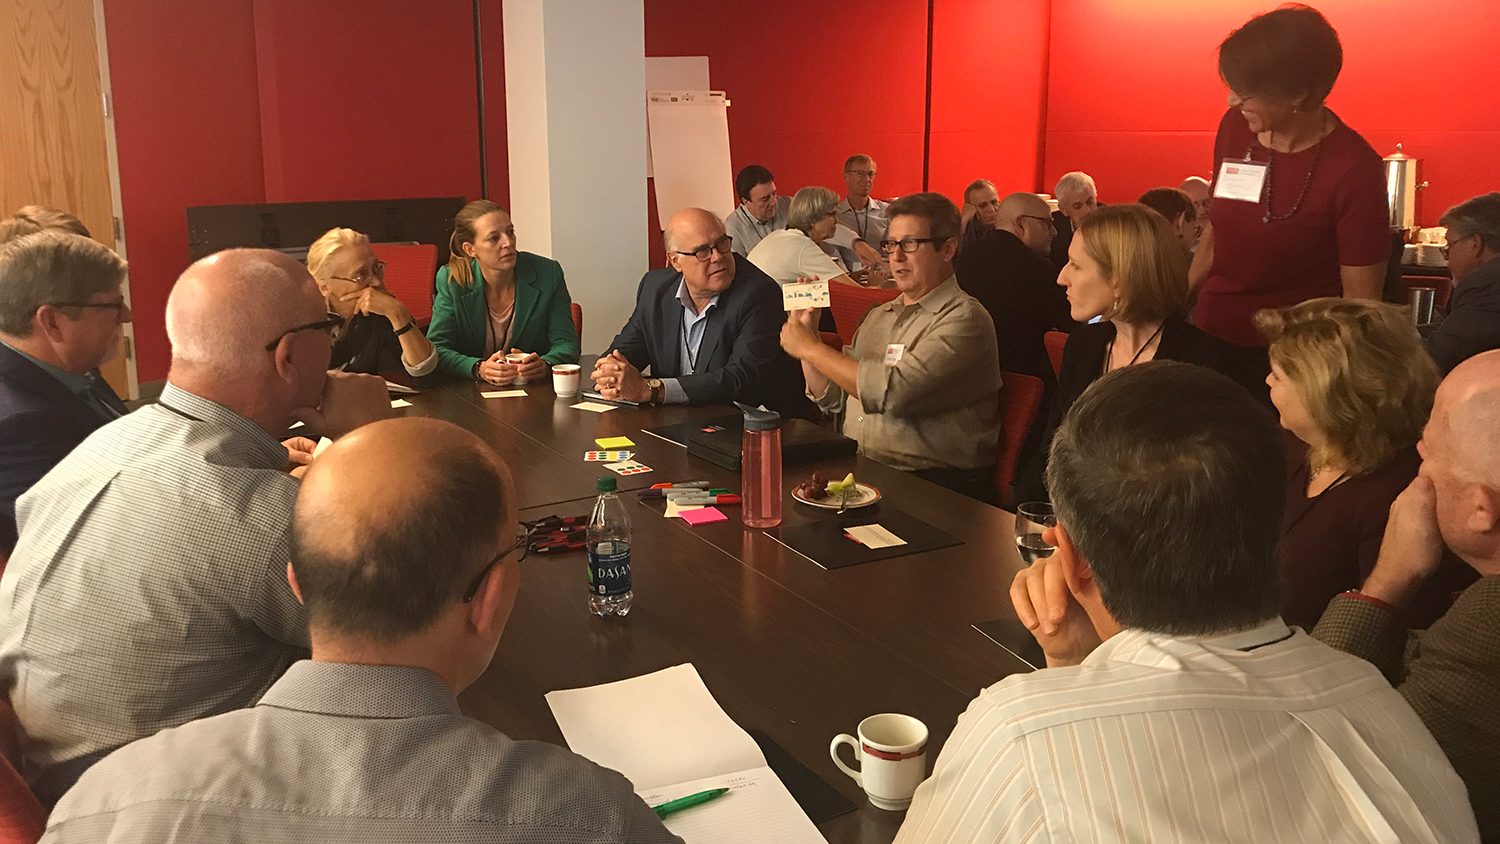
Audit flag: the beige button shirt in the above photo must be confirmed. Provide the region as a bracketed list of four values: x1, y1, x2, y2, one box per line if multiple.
[815, 276, 1001, 471]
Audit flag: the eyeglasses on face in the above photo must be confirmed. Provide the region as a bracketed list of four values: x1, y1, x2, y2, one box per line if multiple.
[263, 312, 343, 352]
[877, 236, 948, 255]
[846, 169, 877, 179]
[325, 259, 386, 286]
[1440, 233, 1475, 259]
[49, 300, 132, 320]
[672, 234, 734, 263]
[462, 521, 539, 602]
[1017, 214, 1057, 233]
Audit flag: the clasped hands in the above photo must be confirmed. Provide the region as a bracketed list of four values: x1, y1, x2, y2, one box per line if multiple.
[590, 351, 650, 402]
[476, 348, 547, 386]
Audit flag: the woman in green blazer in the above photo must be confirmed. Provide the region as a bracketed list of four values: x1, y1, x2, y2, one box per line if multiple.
[428, 199, 581, 383]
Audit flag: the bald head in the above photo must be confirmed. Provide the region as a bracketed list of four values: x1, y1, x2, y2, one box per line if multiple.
[292, 417, 515, 643]
[1179, 177, 1211, 220]
[1434, 351, 1500, 485]
[997, 193, 1055, 255]
[663, 208, 725, 253]
[166, 249, 323, 375]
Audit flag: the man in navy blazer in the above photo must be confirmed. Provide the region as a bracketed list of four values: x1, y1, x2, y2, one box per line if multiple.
[0, 232, 131, 551]
[591, 208, 816, 419]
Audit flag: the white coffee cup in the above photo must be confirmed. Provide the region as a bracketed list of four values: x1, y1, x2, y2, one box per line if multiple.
[506, 352, 531, 385]
[830, 713, 928, 811]
[551, 363, 581, 397]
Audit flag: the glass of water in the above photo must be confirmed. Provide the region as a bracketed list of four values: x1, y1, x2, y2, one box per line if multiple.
[1014, 502, 1057, 564]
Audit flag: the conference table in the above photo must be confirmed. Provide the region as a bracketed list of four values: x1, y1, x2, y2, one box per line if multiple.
[391, 364, 1030, 843]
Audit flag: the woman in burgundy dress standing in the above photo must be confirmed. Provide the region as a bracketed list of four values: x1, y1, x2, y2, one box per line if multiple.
[1191, 5, 1389, 353]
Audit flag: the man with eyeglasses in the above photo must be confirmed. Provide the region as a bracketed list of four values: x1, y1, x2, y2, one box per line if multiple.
[835, 154, 890, 250]
[593, 208, 815, 418]
[0, 232, 132, 552]
[0, 248, 392, 805]
[724, 164, 883, 269]
[955, 192, 1073, 390]
[1424, 193, 1500, 374]
[780, 193, 1002, 503]
[41, 418, 681, 843]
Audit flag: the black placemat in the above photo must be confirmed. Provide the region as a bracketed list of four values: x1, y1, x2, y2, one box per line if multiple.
[639, 414, 741, 448]
[766, 506, 962, 570]
[749, 729, 856, 824]
[972, 618, 1044, 671]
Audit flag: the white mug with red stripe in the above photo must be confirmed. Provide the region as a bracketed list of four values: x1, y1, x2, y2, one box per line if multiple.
[830, 713, 929, 810]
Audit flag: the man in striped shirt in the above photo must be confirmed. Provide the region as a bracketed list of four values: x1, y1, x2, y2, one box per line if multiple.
[896, 362, 1478, 843]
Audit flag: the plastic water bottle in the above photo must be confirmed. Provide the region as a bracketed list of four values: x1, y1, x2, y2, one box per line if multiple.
[586, 476, 633, 617]
[738, 403, 783, 528]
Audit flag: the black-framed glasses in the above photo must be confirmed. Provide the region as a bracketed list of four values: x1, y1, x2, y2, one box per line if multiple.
[326, 260, 386, 285]
[672, 234, 734, 262]
[462, 521, 539, 602]
[1440, 233, 1474, 259]
[1017, 214, 1057, 233]
[263, 312, 343, 351]
[877, 236, 948, 255]
[50, 300, 132, 319]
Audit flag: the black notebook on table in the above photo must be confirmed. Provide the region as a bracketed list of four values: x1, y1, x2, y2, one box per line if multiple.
[766, 506, 962, 570]
[686, 419, 857, 471]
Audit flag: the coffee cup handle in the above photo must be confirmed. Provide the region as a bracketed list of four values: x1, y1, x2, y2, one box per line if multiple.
[829, 733, 863, 786]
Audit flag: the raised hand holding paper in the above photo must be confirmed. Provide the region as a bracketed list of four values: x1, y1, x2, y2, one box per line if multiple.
[781, 279, 831, 310]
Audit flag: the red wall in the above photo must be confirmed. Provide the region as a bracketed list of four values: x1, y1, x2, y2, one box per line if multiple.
[106, 0, 499, 381]
[1042, 0, 1500, 222]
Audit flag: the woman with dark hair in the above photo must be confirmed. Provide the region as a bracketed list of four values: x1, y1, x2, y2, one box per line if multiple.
[426, 200, 580, 385]
[1190, 5, 1389, 351]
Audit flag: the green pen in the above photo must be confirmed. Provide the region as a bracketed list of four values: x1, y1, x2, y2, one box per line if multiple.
[651, 787, 729, 819]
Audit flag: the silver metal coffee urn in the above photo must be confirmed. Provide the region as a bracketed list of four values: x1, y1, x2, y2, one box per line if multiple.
[1384, 143, 1428, 241]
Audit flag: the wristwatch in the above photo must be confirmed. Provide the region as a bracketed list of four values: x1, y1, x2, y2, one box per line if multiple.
[646, 378, 664, 405]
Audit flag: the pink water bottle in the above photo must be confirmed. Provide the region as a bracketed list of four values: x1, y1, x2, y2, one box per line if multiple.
[738, 404, 782, 528]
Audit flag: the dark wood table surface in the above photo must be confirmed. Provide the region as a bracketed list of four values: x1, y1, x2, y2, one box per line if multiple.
[396, 368, 1028, 843]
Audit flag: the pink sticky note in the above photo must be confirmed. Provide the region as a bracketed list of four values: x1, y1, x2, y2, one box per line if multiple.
[679, 506, 728, 526]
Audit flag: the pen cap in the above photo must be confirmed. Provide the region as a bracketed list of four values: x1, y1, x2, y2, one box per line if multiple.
[596, 476, 617, 493]
[734, 401, 781, 432]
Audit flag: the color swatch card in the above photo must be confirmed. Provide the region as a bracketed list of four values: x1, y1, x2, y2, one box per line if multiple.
[572, 401, 618, 413]
[481, 390, 528, 399]
[781, 279, 830, 310]
[585, 451, 634, 462]
[605, 460, 653, 476]
[595, 436, 636, 449]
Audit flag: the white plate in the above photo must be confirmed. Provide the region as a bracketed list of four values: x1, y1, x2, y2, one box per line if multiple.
[792, 482, 881, 510]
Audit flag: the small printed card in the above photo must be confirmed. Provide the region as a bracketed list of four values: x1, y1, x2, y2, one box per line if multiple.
[781, 279, 831, 310]
[585, 450, 634, 462]
[595, 436, 636, 449]
[680, 506, 728, 526]
[883, 344, 905, 366]
[313, 437, 334, 458]
[481, 390, 528, 399]
[664, 500, 705, 519]
[844, 524, 906, 549]
[604, 460, 653, 476]
[571, 401, 618, 413]
[390, 398, 414, 408]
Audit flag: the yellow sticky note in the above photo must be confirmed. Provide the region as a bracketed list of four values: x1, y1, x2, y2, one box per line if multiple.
[595, 436, 636, 449]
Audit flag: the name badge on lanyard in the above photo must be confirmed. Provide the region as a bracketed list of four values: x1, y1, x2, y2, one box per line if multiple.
[1214, 158, 1268, 203]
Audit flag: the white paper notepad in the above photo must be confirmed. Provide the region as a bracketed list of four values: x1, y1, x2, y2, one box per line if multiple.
[546, 664, 825, 843]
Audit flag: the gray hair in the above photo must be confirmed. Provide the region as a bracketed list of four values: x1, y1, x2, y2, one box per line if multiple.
[1055, 171, 1097, 201]
[0, 232, 127, 336]
[1439, 192, 1500, 252]
[1046, 361, 1284, 635]
[787, 186, 839, 235]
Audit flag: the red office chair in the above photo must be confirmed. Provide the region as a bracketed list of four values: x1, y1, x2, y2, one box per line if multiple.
[828, 282, 900, 340]
[0, 701, 44, 843]
[570, 302, 583, 339]
[369, 243, 441, 325]
[1043, 330, 1069, 379]
[994, 372, 1045, 511]
[818, 331, 844, 351]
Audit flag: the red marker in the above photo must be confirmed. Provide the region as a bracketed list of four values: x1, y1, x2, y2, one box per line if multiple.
[668, 493, 741, 506]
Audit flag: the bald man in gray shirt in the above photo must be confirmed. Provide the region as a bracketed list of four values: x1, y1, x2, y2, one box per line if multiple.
[42, 417, 679, 843]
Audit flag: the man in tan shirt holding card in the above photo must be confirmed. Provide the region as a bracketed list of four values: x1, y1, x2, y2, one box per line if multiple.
[780, 192, 1002, 503]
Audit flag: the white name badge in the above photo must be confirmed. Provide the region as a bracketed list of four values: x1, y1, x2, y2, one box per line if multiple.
[884, 343, 905, 366]
[1213, 159, 1268, 203]
[781, 279, 831, 310]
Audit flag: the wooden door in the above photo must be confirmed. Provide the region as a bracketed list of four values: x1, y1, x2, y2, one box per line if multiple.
[0, 0, 134, 397]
